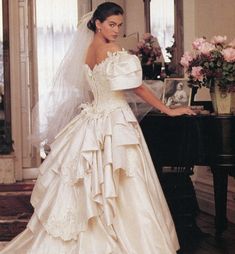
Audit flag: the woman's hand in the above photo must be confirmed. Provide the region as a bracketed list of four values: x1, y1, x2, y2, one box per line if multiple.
[133, 84, 196, 117]
[167, 107, 196, 117]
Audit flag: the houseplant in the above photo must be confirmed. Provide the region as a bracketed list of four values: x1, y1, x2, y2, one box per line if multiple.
[129, 33, 163, 80]
[180, 36, 235, 114]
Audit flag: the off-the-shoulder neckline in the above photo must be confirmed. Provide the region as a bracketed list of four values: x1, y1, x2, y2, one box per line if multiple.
[85, 49, 127, 72]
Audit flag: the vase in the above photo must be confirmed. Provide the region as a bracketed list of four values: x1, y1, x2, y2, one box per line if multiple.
[210, 85, 234, 115]
[231, 91, 235, 113]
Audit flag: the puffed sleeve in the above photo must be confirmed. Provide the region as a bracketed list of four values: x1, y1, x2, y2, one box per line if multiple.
[106, 51, 142, 91]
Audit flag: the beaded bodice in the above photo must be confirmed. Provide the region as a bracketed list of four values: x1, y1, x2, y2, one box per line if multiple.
[84, 63, 128, 111]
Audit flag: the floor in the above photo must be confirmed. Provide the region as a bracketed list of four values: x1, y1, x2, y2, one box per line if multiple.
[178, 212, 235, 254]
[0, 212, 234, 253]
[0, 242, 7, 250]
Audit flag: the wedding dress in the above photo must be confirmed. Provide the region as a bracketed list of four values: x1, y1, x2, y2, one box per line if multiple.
[0, 50, 179, 254]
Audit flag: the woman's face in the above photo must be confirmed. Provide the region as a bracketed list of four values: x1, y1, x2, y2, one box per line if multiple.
[96, 14, 123, 42]
[177, 83, 183, 90]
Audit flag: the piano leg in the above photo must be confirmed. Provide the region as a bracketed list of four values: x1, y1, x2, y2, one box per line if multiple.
[211, 167, 229, 236]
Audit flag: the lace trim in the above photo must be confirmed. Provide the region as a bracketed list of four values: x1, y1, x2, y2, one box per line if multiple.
[43, 209, 86, 241]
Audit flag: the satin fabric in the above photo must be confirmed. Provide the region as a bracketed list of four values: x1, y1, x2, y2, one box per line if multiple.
[0, 51, 180, 254]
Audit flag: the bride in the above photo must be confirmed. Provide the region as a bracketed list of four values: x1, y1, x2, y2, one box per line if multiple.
[0, 2, 195, 254]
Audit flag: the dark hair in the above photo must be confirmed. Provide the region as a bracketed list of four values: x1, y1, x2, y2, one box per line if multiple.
[87, 2, 124, 32]
[165, 81, 179, 98]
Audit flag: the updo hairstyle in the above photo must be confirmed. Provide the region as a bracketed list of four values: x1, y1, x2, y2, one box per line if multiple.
[87, 2, 124, 32]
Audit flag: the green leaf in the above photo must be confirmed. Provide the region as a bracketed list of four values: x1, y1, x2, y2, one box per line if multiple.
[209, 62, 214, 68]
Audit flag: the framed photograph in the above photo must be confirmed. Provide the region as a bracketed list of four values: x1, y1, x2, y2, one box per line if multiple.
[162, 78, 192, 108]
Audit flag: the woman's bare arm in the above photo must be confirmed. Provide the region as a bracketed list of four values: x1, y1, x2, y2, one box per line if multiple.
[133, 84, 196, 117]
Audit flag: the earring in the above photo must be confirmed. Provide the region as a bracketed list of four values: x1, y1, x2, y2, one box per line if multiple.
[97, 28, 101, 32]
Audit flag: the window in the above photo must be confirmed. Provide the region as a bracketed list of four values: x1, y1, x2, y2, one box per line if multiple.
[150, 0, 174, 62]
[36, 0, 78, 96]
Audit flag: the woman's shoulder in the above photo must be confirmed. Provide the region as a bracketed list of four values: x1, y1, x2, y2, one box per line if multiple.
[96, 43, 122, 63]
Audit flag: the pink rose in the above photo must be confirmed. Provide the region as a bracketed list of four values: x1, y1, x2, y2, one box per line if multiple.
[145, 59, 152, 65]
[199, 42, 215, 55]
[228, 38, 235, 48]
[191, 66, 204, 81]
[143, 33, 152, 40]
[192, 38, 206, 50]
[211, 35, 227, 44]
[152, 42, 158, 48]
[180, 51, 194, 68]
[145, 42, 151, 48]
[153, 47, 161, 56]
[137, 41, 144, 49]
[222, 48, 235, 62]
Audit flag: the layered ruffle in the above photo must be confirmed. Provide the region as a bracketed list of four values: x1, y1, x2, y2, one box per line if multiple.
[1, 104, 179, 254]
[0, 49, 180, 254]
[29, 104, 140, 242]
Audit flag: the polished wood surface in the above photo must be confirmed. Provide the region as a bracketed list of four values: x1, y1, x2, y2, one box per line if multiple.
[179, 212, 235, 254]
[140, 112, 235, 236]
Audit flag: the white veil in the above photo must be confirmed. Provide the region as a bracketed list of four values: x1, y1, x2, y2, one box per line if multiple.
[30, 12, 94, 148]
[30, 10, 159, 150]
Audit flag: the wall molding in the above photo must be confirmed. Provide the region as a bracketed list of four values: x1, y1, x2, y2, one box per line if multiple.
[0, 154, 15, 184]
[9, 0, 23, 181]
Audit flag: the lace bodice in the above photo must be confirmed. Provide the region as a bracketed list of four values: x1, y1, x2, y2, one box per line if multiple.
[85, 64, 127, 111]
[84, 51, 142, 112]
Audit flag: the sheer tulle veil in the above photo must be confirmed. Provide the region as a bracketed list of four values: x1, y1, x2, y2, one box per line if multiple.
[30, 10, 153, 150]
[30, 12, 94, 148]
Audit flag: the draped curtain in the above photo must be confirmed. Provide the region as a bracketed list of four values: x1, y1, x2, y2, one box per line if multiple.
[150, 0, 174, 62]
[36, 0, 78, 96]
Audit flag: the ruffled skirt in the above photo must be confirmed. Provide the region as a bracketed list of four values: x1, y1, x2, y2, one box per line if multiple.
[0, 105, 179, 254]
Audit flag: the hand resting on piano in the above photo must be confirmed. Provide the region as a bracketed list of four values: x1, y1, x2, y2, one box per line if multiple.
[133, 84, 196, 117]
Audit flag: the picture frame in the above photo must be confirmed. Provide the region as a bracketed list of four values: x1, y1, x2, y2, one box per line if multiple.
[162, 78, 192, 108]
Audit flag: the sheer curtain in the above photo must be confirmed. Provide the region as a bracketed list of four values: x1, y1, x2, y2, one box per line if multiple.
[150, 0, 174, 62]
[36, 0, 78, 96]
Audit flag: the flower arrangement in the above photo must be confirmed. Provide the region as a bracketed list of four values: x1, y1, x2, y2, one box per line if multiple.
[180, 35, 235, 91]
[129, 33, 163, 79]
[129, 33, 162, 66]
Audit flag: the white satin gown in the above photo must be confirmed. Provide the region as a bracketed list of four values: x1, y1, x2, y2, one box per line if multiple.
[0, 51, 180, 254]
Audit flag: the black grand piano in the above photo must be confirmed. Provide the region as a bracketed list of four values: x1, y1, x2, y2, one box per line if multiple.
[140, 112, 235, 237]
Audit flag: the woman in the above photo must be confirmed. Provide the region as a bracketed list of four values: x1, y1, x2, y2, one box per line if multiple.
[0, 2, 195, 254]
[166, 82, 188, 108]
